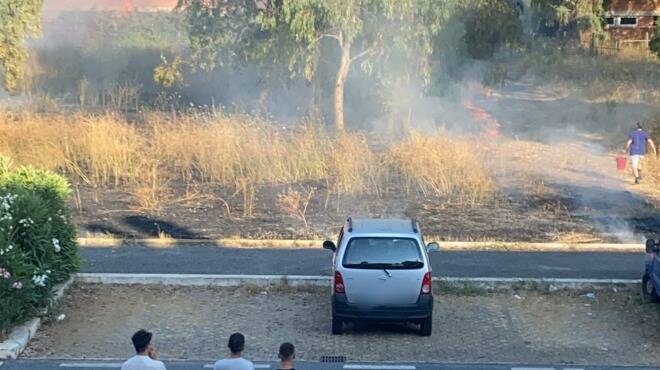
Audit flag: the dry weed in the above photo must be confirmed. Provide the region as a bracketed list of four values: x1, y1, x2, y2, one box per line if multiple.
[389, 132, 493, 204]
[0, 110, 495, 209]
[277, 186, 316, 231]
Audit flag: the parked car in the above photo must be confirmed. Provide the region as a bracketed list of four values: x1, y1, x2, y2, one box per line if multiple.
[643, 238, 660, 302]
[322, 218, 439, 336]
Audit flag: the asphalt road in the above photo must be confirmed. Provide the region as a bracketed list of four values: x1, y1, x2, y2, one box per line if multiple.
[81, 246, 645, 279]
[3, 359, 659, 370]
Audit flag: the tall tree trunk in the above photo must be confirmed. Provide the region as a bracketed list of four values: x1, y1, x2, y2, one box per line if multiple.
[334, 39, 351, 132]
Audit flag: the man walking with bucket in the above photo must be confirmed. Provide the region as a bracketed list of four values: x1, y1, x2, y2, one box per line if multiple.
[624, 122, 657, 184]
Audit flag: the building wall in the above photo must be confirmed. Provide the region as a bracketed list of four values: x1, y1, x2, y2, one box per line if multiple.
[607, 22, 654, 40]
[606, 0, 659, 13]
[602, 0, 658, 46]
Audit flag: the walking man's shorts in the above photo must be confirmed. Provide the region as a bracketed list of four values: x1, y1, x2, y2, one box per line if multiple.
[631, 155, 644, 170]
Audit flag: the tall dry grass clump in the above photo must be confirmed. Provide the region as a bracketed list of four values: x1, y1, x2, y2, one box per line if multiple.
[0, 110, 495, 210]
[0, 110, 69, 171]
[326, 132, 381, 195]
[389, 132, 492, 204]
[66, 113, 143, 186]
[151, 114, 328, 185]
[0, 110, 143, 187]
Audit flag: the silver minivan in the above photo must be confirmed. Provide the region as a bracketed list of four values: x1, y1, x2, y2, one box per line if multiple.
[323, 218, 439, 336]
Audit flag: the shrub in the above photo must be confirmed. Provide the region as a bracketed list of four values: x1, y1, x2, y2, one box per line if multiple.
[0, 165, 79, 337]
[650, 23, 660, 57]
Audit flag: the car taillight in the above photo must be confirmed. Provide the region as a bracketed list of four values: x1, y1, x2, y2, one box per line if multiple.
[421, 272, 432, 294]
[334, 271, 345, 294]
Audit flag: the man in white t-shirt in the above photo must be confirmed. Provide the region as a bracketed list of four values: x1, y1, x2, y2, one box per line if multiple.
[121, 329, 167, 370]
[213, 332, 255, 370]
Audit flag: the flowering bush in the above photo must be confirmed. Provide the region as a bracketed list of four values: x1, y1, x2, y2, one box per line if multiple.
[0, 165, 79, 337]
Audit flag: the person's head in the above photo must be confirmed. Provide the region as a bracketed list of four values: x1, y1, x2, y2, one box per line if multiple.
[637, 122, 643, 130]
[228, 333, 245, 355]
[131, 329, 153, 354]
[278, 342, 295, 363]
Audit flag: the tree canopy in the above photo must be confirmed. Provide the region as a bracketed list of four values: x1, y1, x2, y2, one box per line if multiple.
[0, 0, 43, 94]
[177, 0, 456, 131]
[651, 22, 660, 57]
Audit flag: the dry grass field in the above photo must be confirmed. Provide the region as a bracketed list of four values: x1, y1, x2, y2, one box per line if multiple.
[1, 86, 658, 242]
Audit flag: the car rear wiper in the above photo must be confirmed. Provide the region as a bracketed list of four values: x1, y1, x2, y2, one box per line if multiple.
[400, 260, 424, 268]
[344, 262, 387, 269]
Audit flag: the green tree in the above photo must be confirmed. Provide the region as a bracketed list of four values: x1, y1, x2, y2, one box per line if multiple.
[176, 0, 257, 72]
[530, 0, 605, 51]
[651, 22, 660, 57]
[177, 0, 454, 131]
[0, 0, 43, 94]
[462, 0, 523, 60]
[260, 0, 454, 131]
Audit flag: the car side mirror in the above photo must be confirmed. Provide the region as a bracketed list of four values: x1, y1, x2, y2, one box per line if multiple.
[646, 239, 659, 253]
[323, 240, 336, 252]
[427, 242, 440, 252]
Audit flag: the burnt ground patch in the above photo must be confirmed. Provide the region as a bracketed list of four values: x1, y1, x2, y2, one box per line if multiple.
[72, 180, 603, 242]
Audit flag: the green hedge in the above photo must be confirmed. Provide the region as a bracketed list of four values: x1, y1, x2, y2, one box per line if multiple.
[0, 165, 79, 337]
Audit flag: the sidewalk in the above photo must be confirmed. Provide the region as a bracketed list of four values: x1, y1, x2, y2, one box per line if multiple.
[23, 283, 660, 366]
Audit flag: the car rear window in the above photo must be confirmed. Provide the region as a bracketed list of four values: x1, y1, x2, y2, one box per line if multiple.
[342, 237, 423, 269]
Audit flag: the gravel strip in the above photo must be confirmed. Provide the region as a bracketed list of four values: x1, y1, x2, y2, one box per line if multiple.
[24, 284, 660, 366]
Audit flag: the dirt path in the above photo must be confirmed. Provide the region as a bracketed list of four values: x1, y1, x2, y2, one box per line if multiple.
[479, 80, 660, 243]
[489, 139, 658, 242]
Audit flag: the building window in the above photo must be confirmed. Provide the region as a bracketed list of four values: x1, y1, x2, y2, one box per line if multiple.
[606, 17, 615, 26]
[619, 17, 637, 27]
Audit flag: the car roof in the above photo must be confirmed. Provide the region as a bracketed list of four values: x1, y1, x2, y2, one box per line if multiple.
[347, 218, 418, 235]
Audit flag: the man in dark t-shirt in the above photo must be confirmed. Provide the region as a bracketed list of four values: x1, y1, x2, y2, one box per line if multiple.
[277, 342, 295, 370]
[625, 122, 657, 184]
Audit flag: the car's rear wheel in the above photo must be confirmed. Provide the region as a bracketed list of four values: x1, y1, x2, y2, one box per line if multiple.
[642, 273, 659, 303]
[420, 318, 432, 336]
[332, 316, 343, 335]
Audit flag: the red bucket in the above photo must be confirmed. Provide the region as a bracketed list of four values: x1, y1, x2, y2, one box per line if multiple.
[616, 156, 627, 170]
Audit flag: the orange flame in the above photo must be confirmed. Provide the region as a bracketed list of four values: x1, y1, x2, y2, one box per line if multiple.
[462, 100, 500, 138]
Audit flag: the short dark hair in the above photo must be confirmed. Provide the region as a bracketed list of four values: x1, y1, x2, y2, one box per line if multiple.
[278, 342, 295, 360]
[637, 122, 643, 129]
[228, 333, 245, 354]
[131, 329, 152, 353]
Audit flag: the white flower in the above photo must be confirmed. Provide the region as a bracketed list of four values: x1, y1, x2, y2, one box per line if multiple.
[52, 238, 61, 252]
[32, 274, 47, 287]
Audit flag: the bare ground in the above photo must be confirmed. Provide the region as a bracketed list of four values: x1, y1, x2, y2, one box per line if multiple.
[71, 138, 660, 243]
[24, 284, 660, 366]
[69, 83, 660, 243]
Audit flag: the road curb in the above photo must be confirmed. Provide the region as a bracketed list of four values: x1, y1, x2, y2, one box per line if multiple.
[77, 238, 645, 252]
[75, 273, 641, 291]
[0, 277, 73, 360]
